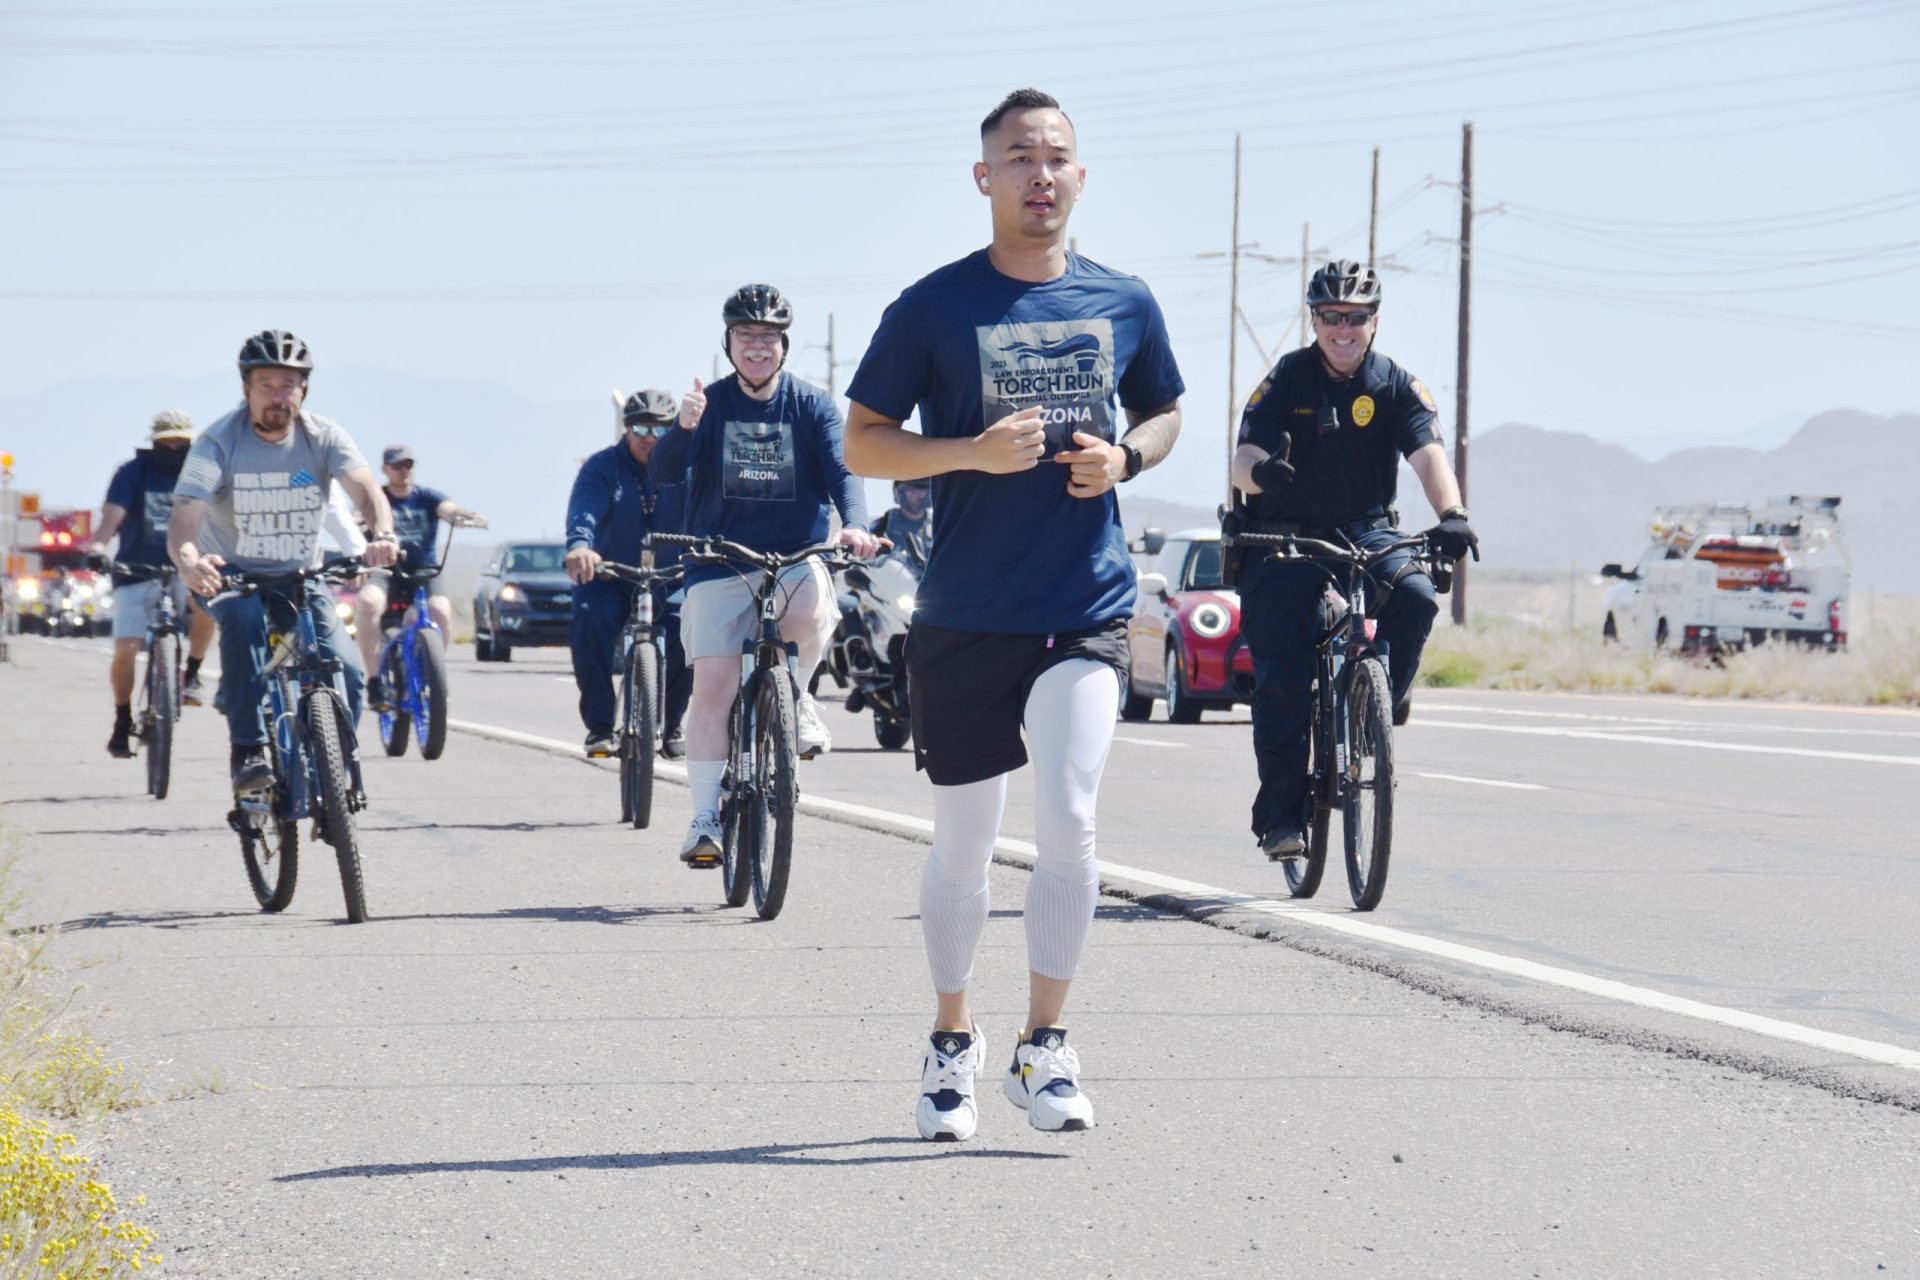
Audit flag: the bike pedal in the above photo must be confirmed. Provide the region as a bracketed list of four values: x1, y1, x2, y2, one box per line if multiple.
[684, 854, 721, 871]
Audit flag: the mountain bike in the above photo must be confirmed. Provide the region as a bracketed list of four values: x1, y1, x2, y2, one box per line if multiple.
[594, 557, 684, 830]
[215, 557, 371, 923]
[97, 558, 187, 800]
[1224, 530, 1454, 911]
[650, 534, 854, 920]
[374, 521, 473, 762]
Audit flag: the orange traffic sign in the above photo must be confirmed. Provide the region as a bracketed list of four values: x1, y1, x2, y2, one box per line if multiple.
[18, 493, 40, 517]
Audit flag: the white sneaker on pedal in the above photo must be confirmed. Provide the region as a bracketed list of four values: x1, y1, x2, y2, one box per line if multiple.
[678, 810, 722, 867]
[1003, 1026, 1094, 1132]
[796, 693, 831, 759]
[916, 1026, 984, 1142]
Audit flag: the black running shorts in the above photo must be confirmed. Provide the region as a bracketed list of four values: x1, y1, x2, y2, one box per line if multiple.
[904, 619, 1128, 787]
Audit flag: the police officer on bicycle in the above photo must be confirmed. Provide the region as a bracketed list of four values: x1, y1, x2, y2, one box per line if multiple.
[564, 389, 688, 759]
[1231, 260, 1478, 860]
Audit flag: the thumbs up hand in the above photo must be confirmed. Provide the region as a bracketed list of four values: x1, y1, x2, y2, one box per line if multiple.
[679, 376, 706, 431]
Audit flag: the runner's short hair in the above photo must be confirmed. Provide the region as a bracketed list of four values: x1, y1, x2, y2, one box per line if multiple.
[981, 88, 1072, 140]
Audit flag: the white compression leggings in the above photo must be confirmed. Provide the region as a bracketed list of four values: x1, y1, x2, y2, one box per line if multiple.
[920, 659, 1121, 993]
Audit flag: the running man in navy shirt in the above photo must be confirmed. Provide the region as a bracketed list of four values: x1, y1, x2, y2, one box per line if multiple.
[88, 410, 219, 756]
[844, 89, 1185, 1142]
[651, 285, 879, 866]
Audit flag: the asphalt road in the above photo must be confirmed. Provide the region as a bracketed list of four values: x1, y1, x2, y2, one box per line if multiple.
[3, 635, 1917, 1277]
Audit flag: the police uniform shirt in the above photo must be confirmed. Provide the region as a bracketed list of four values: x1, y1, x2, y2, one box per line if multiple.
[1237, 348, 1441, 529]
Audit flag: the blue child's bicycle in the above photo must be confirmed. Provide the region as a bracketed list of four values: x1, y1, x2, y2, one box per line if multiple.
[374, 523, 470, 761]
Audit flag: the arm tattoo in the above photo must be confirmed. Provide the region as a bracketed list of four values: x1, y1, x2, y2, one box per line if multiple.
[1121, 402, 1182, 471]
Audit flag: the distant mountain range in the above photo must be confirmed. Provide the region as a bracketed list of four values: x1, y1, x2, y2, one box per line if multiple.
[3, 374, 1910, 593]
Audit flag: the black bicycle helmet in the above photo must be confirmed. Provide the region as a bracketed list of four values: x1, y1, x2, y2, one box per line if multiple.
[622, 388, 677, 427]
[237, 328, 314, 372]
[722, 283, 794, 332]
[1305, 260, 1382, 309]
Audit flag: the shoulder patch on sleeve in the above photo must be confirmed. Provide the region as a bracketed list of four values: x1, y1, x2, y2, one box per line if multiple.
[1246, 377, 1271, 409]
[1411, 379, 1437, 412]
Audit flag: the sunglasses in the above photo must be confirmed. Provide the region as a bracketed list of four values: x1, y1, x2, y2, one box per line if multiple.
[1313, 309, 1376, 330]
[628, 422, 672, 436]
[387, 460, 415, 470]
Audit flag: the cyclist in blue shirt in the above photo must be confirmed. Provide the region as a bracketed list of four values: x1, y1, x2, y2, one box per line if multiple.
[651, 284, 879, 867]
[356, 444, 488, 710]
[89, 410, 219, 757]
[844, 89, 1185, 1142]
[565, 389, 687, 757]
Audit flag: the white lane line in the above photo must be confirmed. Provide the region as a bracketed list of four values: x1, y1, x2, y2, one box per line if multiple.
[1414, 772, 1548, 791]
[1113, 735, 1187, 749]
[1421, 701, 1920, 741]
[1419, 719, 1920, 768]
[449, 715, 1920, 1075]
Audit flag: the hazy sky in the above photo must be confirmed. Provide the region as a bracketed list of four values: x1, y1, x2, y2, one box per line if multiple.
[4, 0, 1917, 511]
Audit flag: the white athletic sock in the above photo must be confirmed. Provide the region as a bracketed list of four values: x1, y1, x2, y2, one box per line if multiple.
[921, 774, 1008, 994]
[687, 759, 725, 817]
[1022, 659, 1119, 982]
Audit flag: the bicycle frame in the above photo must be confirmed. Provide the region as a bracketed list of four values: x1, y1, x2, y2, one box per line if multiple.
[251, 578, 362, 824]
[377, 577, 442, 749]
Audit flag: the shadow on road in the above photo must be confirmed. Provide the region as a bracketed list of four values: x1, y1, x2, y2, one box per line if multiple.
[376, 903, 745, 927]
[899, 904, 1170, 925]
[360, 820, 609, 834]
[276, 1135, 1068, 1180]
[54, 908, 302, 931]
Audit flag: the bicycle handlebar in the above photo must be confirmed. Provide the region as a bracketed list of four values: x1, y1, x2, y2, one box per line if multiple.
[648, 534, 861, 574]
[208, 555, 366, 605]
[594, 559, 686, 587]
[1225, 531, 1436, 567]
[93, 558, 178, 584]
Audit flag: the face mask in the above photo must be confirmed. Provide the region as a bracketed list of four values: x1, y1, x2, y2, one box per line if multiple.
[151, 447, 188, 476]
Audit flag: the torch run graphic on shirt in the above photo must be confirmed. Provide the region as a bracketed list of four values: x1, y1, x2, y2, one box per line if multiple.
[231, 468, 326, 561]
[976, 318, 1116, 457]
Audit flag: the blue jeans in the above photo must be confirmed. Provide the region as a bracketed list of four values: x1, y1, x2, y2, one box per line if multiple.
[1238, 526, 1438, 838]
[207, 583, 364, 748]
[572, 581, 690, 738]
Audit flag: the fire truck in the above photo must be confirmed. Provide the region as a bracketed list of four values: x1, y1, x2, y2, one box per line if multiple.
[1600, 495, 1849, 655]
[9, 507, 112, 637]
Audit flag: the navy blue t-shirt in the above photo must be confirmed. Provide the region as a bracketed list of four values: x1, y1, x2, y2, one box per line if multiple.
[103, 450, 183, 585]
[649, 373, 865, 587]
[386, 485, 450, 571]
[845, 250, 1185, 634]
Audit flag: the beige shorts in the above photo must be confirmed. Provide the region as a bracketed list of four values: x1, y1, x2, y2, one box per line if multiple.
[681, 558, 835, 661]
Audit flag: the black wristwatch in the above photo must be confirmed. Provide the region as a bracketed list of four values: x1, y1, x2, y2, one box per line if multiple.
[1441, 505, 1470, 522]
[1118, 441, 1144, 482]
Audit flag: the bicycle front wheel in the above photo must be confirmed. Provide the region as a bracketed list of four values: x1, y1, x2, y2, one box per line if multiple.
[309, 691, 369, 923]
[416, 628, 450, 760]
[1342, 658, 1396, 912]
[378, 644, 411, 758]
[748, 670, 798, 920]
[624, 640, 659, 829]
[146, 632, 179, 800]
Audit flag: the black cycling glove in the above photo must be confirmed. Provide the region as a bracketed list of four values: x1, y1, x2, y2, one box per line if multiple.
[1249, 435, 1294, 494]
[1426, 508, 1480, 562]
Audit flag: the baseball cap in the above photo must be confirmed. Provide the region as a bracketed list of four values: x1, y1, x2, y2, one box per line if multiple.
[149, 409, 194, 442]
[382, 445, 415, 466]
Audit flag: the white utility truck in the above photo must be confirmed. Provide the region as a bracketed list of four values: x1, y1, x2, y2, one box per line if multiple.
[1600, 495, 1849, 654]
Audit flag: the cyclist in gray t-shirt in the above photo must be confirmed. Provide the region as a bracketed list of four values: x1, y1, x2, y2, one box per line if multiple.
[168, 329, 398, 794]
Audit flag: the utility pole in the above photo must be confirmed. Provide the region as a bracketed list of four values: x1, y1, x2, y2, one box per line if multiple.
[825, 312, 837, 398]
[1227, 136, 1242, 497]
[1368, 147, 1381, 268]
[1453, 121, 1474, 626]
[1296, 222, 1312, 349]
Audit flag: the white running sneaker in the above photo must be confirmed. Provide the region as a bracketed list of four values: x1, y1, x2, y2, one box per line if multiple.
[796, 694, 831, 759]
[915, 1026, 984, 1142]
[1003, 1026, 1094, 1132]
[678, 810, 723, 867]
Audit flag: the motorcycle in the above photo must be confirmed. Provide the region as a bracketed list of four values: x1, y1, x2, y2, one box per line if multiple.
[825, 551, 920, 751]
